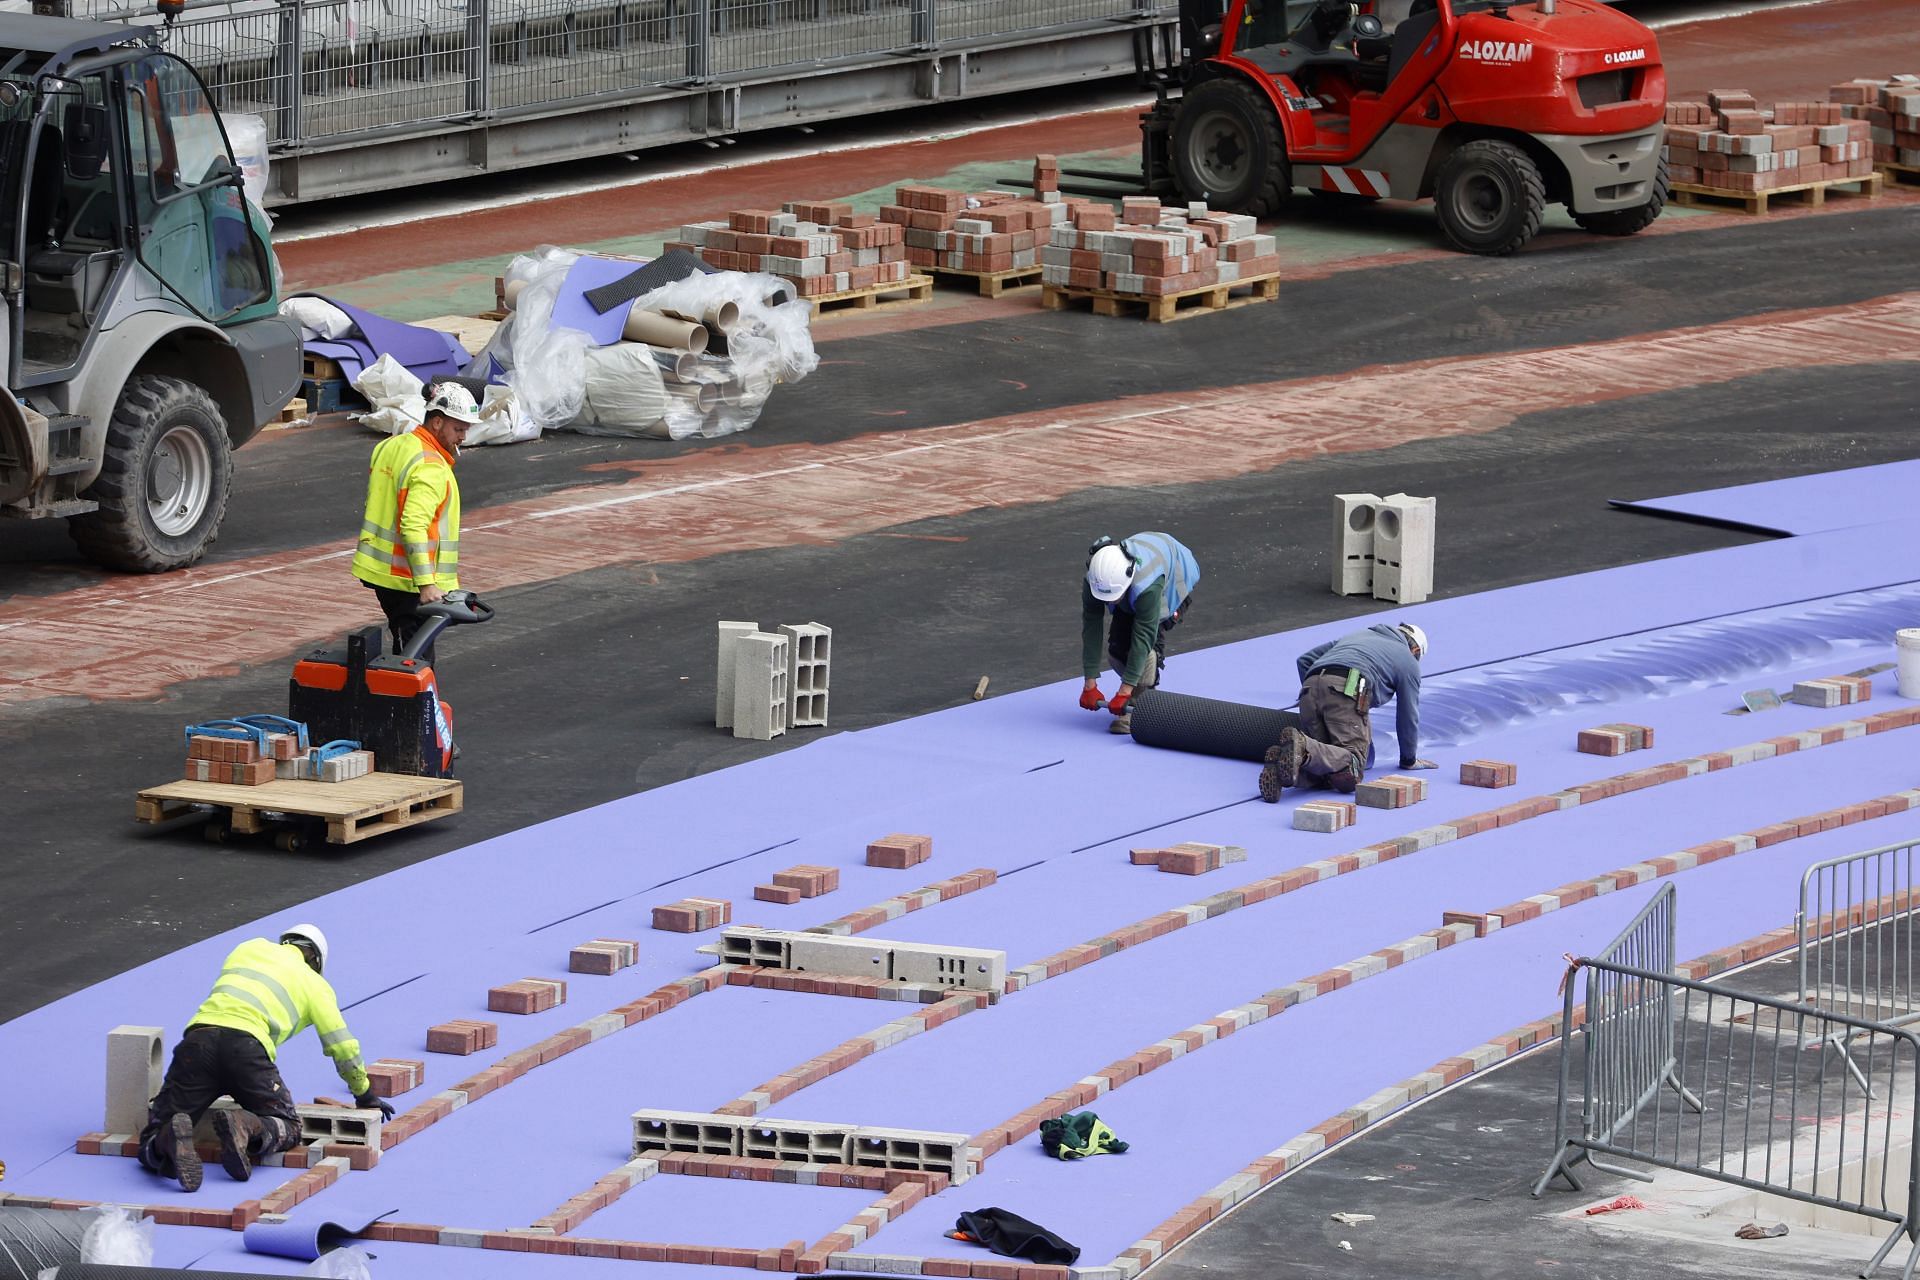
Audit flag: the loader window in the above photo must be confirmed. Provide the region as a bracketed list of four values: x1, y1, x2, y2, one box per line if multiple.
[123, 54, 268, 321]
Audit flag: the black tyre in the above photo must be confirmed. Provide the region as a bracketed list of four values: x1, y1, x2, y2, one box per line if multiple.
[1572, 153, 1669, 237]
[1171, 78, 1290, 216]
[70, 375, 232, 573]
[1433, 139, 1546, 256]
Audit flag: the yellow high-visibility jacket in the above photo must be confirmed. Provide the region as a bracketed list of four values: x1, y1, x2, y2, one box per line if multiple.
[350, 426, 460, 592]
[190, 938, 371, 1097]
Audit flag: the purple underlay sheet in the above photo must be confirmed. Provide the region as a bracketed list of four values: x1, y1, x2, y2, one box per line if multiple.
[549, 257, 656, 347]
[295, 296, 469, 386]
[1612, 461, 1920, 536]
[6, 521, 1920, 1280]
[243, 1210, 393, 1260]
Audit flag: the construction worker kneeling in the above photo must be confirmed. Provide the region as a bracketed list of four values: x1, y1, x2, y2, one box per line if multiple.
[138, 925, 393, 1191]
[1261, 622, 1436, 800]
[1079, 532, 1200, 734]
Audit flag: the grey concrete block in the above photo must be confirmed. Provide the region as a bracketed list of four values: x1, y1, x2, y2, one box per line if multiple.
[1372, 493, 1436, 603]
[715, 621, 761, 729]
[730, 632, 789, 741]
[1331, 492, 1383, 596]
[106, 1024, 164, 1135]
[779, 622, 832, 729]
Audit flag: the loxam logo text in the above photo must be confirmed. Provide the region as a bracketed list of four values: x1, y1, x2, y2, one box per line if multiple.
[1459, 39, 1533, 64]
[1604, 47, 1648, 65]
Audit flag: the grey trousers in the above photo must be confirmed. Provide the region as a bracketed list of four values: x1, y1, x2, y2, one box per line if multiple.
[1296, 672, 1370, 788]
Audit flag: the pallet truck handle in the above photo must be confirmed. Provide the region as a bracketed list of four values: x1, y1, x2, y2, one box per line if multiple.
[235, 714, 310, 751]
[184, 719, 271, 751]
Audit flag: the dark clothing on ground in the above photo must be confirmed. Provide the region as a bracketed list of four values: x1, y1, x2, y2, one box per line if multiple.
[1103, 590, 1193, 689]
[1295, 622, 1422, 767]
[366, 580, 435, 667]
[138, 1026, 301, 1178]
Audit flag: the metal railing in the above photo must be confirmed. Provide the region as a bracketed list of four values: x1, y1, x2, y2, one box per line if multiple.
[1802, 841, 1920, 1092]
[1537, 887, 1920, 1278]
[60, 0, 1169, 154]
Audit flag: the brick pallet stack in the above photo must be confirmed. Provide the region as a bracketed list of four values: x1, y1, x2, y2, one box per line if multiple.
[888, 183, 1067, 275]
[1831, 74, 1920, 169]
[1040, 197, 1280, 299]
[1663, 89, 1876, 196]
[665, 202, 911, 299]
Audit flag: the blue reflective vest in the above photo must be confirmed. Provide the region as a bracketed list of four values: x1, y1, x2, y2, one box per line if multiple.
[1119, 532, 1200, 614]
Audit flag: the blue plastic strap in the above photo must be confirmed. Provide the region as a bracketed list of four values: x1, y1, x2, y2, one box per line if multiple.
[237, 714, 311, 751]
[308, 740, 362, 764]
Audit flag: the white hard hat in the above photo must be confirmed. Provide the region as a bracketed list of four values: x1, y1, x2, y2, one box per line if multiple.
[1087, 543, 1134, 602]
[425, 382, 481, 425]
[1399, 622, 1428, 661]
[280, 923, 330, 974]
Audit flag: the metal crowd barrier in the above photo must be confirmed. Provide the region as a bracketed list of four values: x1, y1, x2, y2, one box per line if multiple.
[44, 0, 1172, 202]
[1537, 883, 1920, 1279]
[1801, 841, 1920, 1092]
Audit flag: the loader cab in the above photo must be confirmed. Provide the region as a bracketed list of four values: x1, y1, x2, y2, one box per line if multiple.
[1218, 0, 1456, 156]
[0, 25, 273, 385]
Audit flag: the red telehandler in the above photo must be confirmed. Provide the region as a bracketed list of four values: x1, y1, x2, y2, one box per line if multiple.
[1118, 0, 1668, 254]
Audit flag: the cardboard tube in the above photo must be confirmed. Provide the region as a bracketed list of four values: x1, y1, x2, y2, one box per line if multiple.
[623, 306, 708, 353]
[664, 381, 721, 414]
[503, 278, 527, 310]
[649, 346, 701, 380]
[662, 301, 740, 332]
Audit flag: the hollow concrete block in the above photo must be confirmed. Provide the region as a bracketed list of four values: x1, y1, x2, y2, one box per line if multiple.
[106, 1025, 165, 1134]
[716, 622, 761, 729]
[1372, 493, 1436, 604]
[1331, 493, 1383, 596]
[731, 632, 789, 741]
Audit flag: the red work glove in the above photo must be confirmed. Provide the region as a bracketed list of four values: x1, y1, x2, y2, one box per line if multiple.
[1107, 689, 1132, 717]
[1079, 684, 1107, 711]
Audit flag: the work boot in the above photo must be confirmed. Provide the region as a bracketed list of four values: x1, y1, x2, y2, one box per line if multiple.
[1258, 729, 1308, 802]
[1323, 750, 1367, 795]
[168, 1113, 202, 1192]
[1109, 714, 1131, 735]
[213, 1107, 263, 1182]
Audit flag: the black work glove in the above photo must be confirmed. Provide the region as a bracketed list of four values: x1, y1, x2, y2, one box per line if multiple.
[355, 1092, 396, 1122]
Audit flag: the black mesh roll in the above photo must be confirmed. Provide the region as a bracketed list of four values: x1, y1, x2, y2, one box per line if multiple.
[1129, 689, 1301, 763]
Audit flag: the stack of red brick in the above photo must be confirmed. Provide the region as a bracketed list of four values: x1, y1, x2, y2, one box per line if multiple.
[184, 722, 372, 784]
[365, 1058, 425, 1097]
[1577, 723, 1655, 756]
[1129, 841, 1247, 875]
[886, 183, 1066, 275]
[755, 863, 840, 903]
[426, 1019, 498, 1056]
[1040, 196, 1280, 298]
[1831, 74, 1920, 167]
[666, 201, 911, 299]
[1356, 775, 1428, 810]
[570, 937, 640, 975]
[866, 833, 931, 870]
[1663, 87, 1879, 194]
[488, 977, 567, 1015]
[1790, 674, 1871, 707]
[652, 896, 733, 933]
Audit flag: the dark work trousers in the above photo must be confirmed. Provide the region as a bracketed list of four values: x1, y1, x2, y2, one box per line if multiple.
[1295, 670, 1371, 793]
[138, 1026, 302, 1177]
[366, 580, 435, 667]
[1107, 594, 1192, 689]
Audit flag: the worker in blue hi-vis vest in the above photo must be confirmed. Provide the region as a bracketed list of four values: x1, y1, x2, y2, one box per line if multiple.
[1079, 532, 1201, 735]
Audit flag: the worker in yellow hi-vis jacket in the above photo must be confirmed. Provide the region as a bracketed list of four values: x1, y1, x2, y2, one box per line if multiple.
[138, 925, 390, 1191]
[350, 381, 478, 667]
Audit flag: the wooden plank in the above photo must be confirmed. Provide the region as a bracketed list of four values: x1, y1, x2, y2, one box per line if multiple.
[331, 786, 464, 844]
[1670, 172, 1884, 216]
[1040, 272, 1281, 324]
[301, 352, 342, 381]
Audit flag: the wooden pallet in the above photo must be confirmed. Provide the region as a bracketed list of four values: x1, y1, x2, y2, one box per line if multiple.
[1670, 171, 1883, 215]
[301, 351, 343, 381]
[416, 313, 501, 357]
[1041, 272, 1280, 323]
[804, 273, 934, 316]
[136, 772, 463, 847]
[928, 264, 1045, 298]
[1879, 161, 1920, 188]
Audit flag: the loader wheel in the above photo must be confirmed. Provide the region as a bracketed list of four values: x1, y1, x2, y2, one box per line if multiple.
[1573, 153, 1669, 237]
[70, 375, 232, 573]
[1172, 79, 1290, 216]
[1434, 139, 1545, 256]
